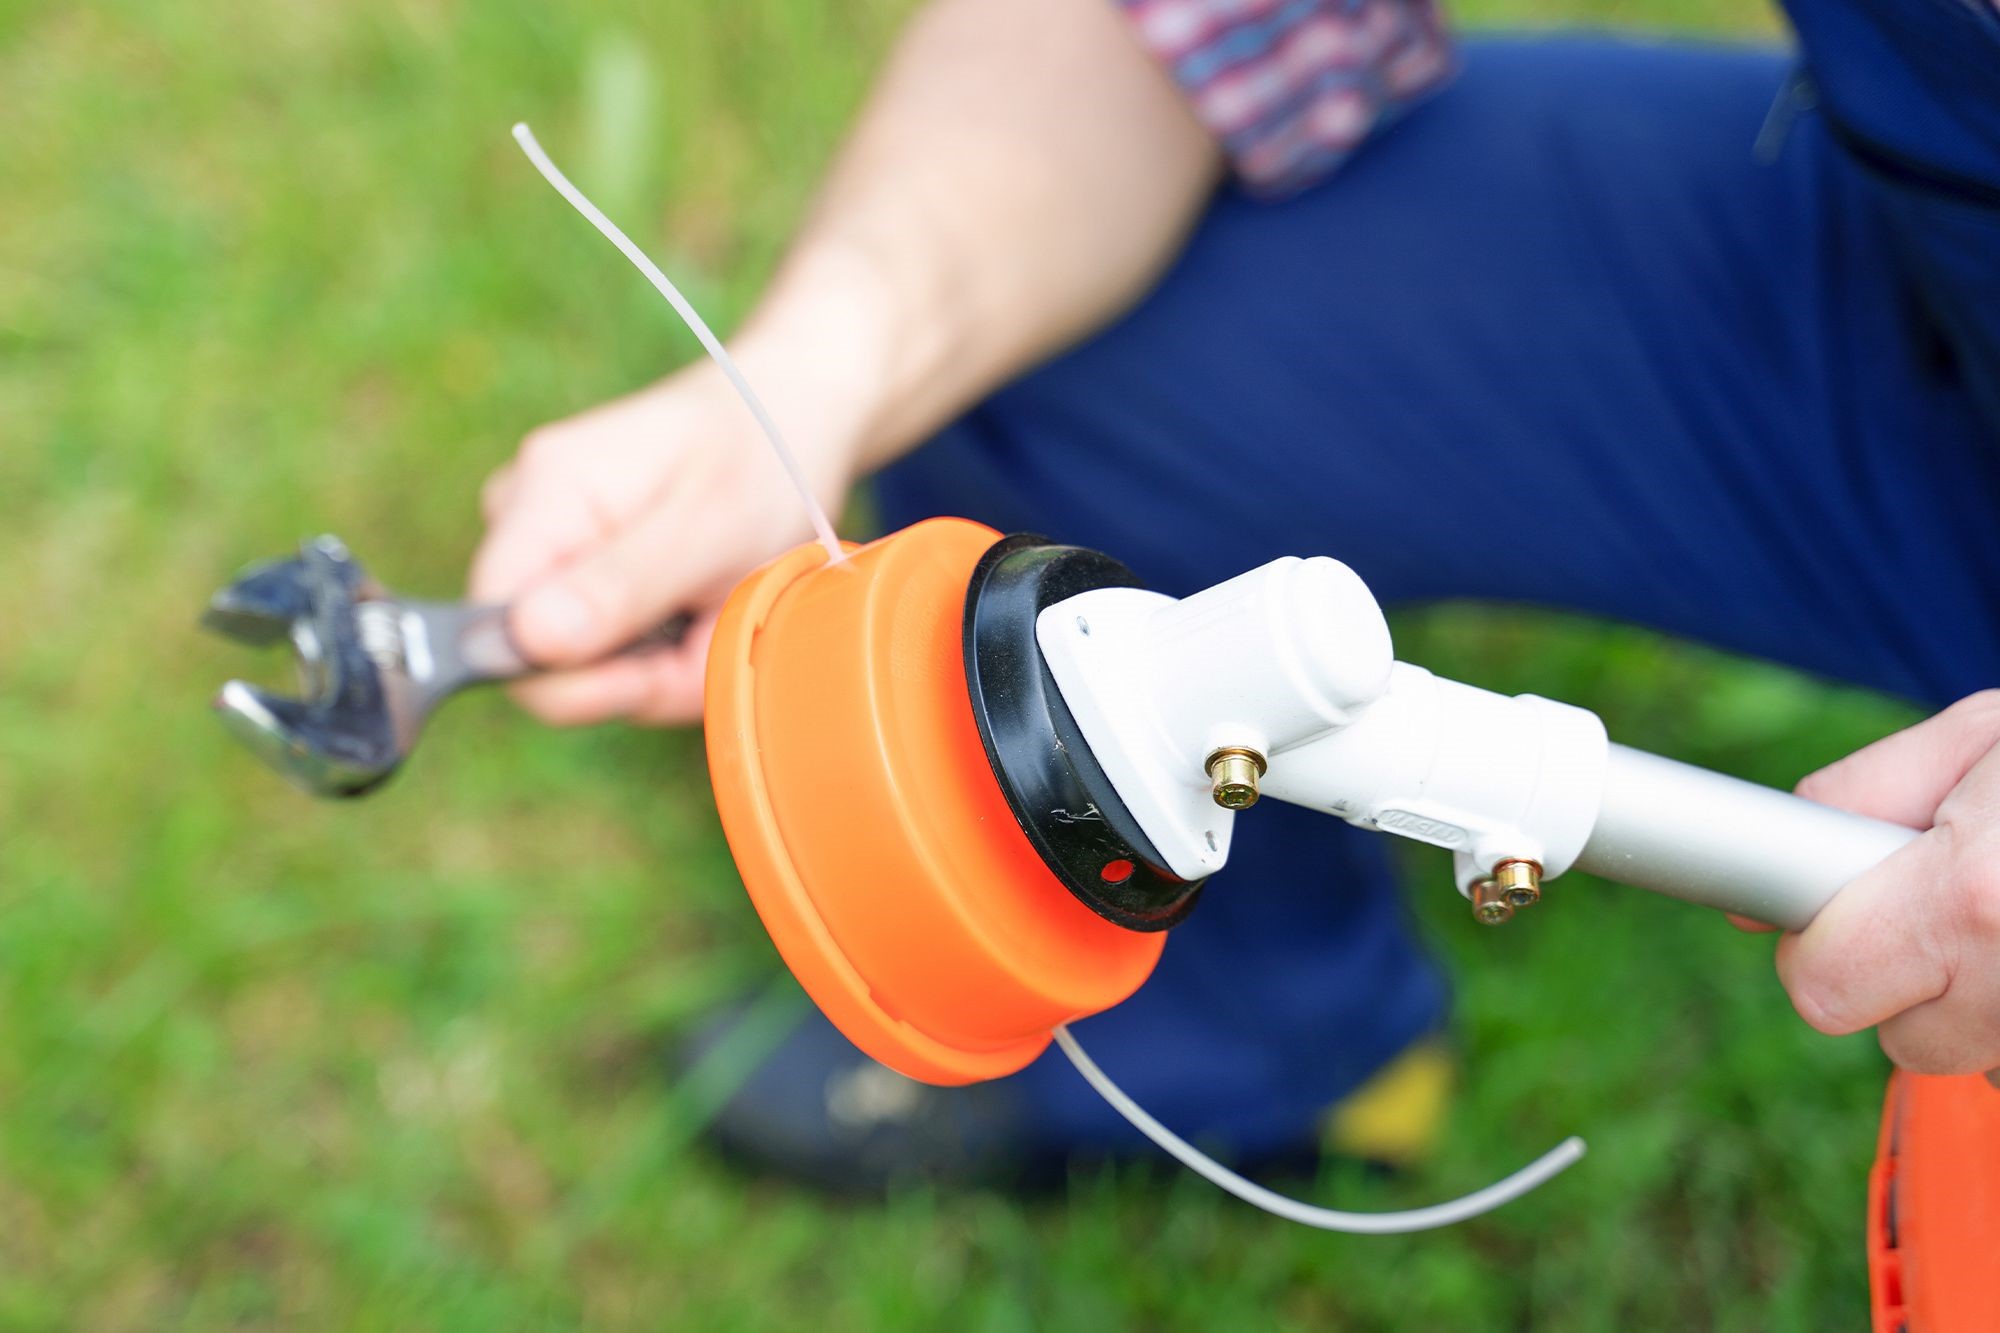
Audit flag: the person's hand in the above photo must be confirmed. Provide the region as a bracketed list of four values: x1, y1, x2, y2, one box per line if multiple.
[470, 348, 860, 727]
[1765, 691, 2000, 1083]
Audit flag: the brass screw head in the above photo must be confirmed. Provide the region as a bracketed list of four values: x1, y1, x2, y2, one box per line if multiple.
[1493, 858, 1543, 909]
[1205, 746, 1268, 811]
[1471, 877, 1513, 925]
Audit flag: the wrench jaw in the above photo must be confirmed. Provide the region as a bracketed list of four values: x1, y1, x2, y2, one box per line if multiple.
[205, 536, 410, 798]
[201, 556, 314, 647]
[211, 679, 402, 798]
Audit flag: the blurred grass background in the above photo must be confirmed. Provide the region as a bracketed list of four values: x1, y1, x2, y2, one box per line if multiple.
[0, 0, 1927, 1327]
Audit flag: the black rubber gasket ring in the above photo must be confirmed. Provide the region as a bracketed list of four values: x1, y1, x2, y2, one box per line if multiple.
[962, 535, 1204, 932]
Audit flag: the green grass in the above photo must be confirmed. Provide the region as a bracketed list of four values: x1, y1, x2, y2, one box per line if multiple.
[0, 0, 1922, 1327]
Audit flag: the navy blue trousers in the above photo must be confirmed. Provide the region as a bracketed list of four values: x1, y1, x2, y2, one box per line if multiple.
[878, 15, 2000, 1155]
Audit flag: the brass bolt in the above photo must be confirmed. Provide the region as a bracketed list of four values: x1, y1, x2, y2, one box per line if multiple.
[1492, 858, 1543, 909]
[1205, 746, 1268, 811]
[1471, 878, 1513, 926]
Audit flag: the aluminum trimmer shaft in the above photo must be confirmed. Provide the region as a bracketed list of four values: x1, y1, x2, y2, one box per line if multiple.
[1575, 745, 1915, 929]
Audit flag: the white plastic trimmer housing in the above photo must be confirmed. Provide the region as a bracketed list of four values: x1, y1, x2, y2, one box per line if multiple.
[1038, 555, 1917, 930]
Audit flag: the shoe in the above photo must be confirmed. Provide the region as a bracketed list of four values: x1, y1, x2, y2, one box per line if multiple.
[1318, 1035, 1455, 1169]
[679, 996, 1051, 1194]
[679, 992, 1454, 1196]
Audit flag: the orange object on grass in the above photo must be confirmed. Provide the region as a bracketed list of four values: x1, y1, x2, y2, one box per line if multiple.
[704, 517, 1166, 1086]
[1868, 1070, 2000, 1332]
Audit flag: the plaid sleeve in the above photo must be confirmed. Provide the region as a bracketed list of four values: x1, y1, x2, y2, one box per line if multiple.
[1115, 0, 1457, 195]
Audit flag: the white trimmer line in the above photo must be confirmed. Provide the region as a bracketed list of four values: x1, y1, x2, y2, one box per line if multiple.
[511, 123, 846, 568]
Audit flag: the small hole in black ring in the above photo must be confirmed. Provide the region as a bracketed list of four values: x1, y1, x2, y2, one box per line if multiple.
[1099, 858, 1134, 885]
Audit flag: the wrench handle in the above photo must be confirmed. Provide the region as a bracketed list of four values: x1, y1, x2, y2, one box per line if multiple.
[425, 605, 696, 692]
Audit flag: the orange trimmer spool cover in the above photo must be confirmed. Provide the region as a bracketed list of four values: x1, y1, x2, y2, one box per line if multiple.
[1868, 1070, 2000, 1332]
[704, 518, 1166, 1086]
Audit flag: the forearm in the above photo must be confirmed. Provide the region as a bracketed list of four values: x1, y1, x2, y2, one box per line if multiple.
[732, 0, 1222, 473]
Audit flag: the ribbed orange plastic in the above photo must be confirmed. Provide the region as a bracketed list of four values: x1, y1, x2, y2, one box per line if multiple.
[1868, 1070, 2000, 1332]
[704, 518, 1165, 1085]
